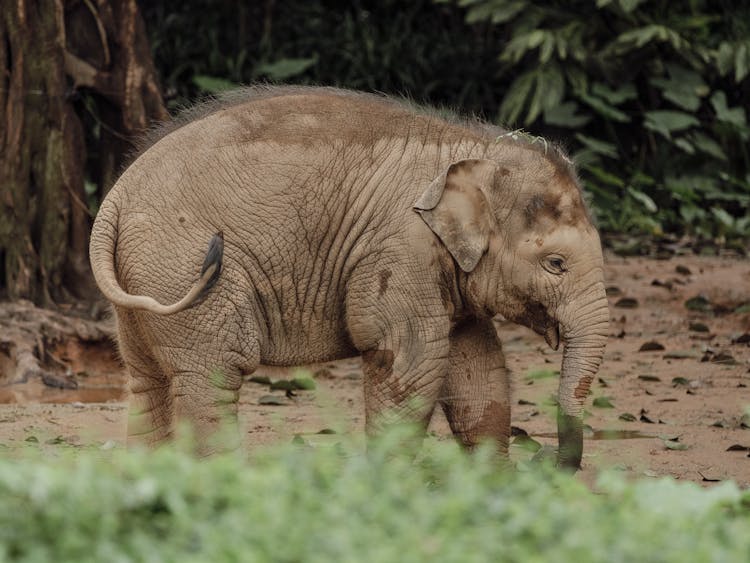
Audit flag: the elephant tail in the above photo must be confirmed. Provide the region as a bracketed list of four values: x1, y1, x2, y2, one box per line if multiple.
[89, 198, 224, 315]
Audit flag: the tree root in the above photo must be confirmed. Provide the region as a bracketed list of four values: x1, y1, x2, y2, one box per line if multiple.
[0, 301, 116, 390]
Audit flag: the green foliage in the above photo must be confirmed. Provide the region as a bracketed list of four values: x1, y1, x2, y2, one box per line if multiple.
[457, 0, 750, 241]
[1, 432, 750, 562]
[140, 1, 750, 242]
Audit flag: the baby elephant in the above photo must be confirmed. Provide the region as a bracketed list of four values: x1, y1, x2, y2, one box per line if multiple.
[90, 86, 608, 468]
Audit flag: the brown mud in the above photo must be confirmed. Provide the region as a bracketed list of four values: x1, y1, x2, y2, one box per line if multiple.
[1, 254, 748, 485]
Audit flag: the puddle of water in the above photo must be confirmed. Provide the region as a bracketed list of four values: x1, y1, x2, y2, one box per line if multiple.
[38, 387, 127, 404]
[0, 384, 126, 405]
[533, 430, 656, 440]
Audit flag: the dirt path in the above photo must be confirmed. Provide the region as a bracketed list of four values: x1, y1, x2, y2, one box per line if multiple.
[1, 255, 749, 485]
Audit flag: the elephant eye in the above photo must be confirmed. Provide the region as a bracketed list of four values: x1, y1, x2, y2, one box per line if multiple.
[542, 255, 567, 275]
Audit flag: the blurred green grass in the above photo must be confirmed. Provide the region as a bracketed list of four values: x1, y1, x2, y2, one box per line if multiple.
[1, 427, 749, 562]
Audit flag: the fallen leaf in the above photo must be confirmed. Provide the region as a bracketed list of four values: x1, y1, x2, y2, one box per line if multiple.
[269, 380, 296, 391]
[258, 395, 289, 406]
[663, 439, 689, 451]
[619, 412, 637, 422]
[639, 341, 665, 352]
[711, 352, 738, 365]
[651, 279, 673, 289]
[672, 377, 689, 387]
[697, 471, 721, 482]
[688, 322, 710, 333]
[685, 295, 712, 312]
[517, 399, 536, 406]
[525, 369, 558, 381]
[638, 374, 661, 381]
[675, 265, 692, 276]
[593, 396, 615, 408]
[605, 286, 623, 297]
[727, 444, 750, 451]
[615, 297, 639, 309]
[291, 377, 316, 390]
[247, 375, 271, 385]
[663, 350, 700, 359]
[45, 435, 68, 445]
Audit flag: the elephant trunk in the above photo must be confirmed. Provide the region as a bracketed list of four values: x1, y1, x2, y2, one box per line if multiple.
[556, 285, 609, 470]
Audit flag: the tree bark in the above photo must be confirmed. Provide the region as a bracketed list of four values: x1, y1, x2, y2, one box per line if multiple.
[0, 0, 167, 306]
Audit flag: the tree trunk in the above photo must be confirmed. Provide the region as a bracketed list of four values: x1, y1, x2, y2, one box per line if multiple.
[0, 0, 167, 306]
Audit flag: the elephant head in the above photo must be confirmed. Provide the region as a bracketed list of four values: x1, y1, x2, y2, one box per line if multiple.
[415, 155, 609, 470]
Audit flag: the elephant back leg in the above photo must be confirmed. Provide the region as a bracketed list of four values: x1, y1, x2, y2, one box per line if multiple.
[138, 306, 261, 456]
[117, 310, 172, 449]
[440, 318, 511, 457]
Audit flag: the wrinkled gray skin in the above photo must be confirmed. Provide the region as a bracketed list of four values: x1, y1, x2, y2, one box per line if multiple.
[90, 86, 608, 467]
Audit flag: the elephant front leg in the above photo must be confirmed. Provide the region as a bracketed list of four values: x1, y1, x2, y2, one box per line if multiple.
[440, 318, 510, 456]
[361, 329, 450, 439]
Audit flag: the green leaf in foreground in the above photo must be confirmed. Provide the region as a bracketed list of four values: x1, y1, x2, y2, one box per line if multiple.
[0, 429, 749, 562]
[512, 434, 543, 453]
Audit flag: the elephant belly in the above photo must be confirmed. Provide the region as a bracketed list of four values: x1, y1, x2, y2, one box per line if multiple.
[258, 317, 358, 366]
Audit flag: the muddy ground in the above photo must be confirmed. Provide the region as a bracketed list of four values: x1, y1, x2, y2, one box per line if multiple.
[1, 253, 749, 486]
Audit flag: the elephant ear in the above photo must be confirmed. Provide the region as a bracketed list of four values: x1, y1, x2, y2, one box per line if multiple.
[414, 159, 496, 272]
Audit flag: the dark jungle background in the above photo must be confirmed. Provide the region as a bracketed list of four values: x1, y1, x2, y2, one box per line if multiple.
[1, 0, 748, 305]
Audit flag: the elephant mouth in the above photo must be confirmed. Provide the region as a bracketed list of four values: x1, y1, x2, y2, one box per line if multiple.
[544, 323, 560, 351]
[509, 297, 561, 351]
